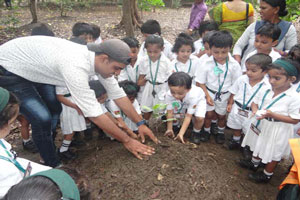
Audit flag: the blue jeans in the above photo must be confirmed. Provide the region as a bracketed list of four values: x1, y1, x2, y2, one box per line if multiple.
[0, 66, 62, 167]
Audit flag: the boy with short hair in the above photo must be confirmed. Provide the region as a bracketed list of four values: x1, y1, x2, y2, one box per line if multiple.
[138, 19, 173, 60]
[195, 31, 242, 144]
[90, 24, 102, 44]
[226, 53, 272, 150]
[241, 22, 281, 72]
[71, 22, 93, 44]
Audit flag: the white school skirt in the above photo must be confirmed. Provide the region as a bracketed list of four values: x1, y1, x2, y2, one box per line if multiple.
[242, 118, 293, 164]
[60, 97, 87, 135]
[140, 81, 168, 112]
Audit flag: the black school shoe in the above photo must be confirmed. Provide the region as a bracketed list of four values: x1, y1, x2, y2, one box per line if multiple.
[190, 131, 201, 145]
[23, 140, 39, 153]
[58, 149, 77, 161]
[211, 123, 218, 135]
[239, 159, 258, 172]
[199, 130, 210, 142]
[215, 133, 225, 144]
[84, 128, 93, 141]
[242, 146, 253, 161]
[248, 171, 272, 183]
[70, 132, 85, 147]
[227, 138, 241, 150]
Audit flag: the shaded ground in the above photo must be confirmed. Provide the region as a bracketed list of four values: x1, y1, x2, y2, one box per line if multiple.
[1, 5, 299, 200]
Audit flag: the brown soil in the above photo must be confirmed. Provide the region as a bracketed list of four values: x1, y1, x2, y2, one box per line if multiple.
[1, 5, 298, 200]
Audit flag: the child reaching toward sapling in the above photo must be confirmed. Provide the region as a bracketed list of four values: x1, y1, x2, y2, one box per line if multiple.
[239, 58, 300, 183]
[138, 35, 173, 123]
[107, 80, 142, 139]
[193, 20, 218, 58]
[171, 33, 200, 84]
[226, 54, 272, 150]
[164, 72, 206, 144]
[241, 22, 281, 72]
[195, 31, 242, 144]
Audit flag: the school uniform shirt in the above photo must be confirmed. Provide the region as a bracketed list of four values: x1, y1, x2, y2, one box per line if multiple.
[198, 53, 210, 64]
[170, 54, 200, 79]
[118, 61, 140, 83]
[241, 49, 281, 72]
[193, 38, 204, 55]
[94, 36, 102, 44]
[165, 85, 206, 118]
[242, 87, 300, 163]
[138, 39, 173, 61]
[107, 99, 141, 131]
[0, 36, 126, 118]
[195, 54, 242, 93]
[0, 139, 51, 197]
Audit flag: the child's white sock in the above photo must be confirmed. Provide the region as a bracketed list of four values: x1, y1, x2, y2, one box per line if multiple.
[233, 136, 241, 141]
[204, 127, 210, 133]
[60, 140, 71, 152]
[211, 120, 217, 124]
[193, 128, 201, 133]
[251, 157, 260, 167]
[263, 169, 273, 177]
[218, 127, 225, 134]
[23, 138, 31, 143]
[86, 122, 92, 129]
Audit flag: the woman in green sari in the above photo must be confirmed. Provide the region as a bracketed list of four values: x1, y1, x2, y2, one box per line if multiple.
[209, 0, 254, 45]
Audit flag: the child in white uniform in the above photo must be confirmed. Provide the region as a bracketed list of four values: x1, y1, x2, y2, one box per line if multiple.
[241, 22, 281, 72]
[226, 54, 272, 150]
[0, 88, 51, 197]
[138, 35, 173, 122]
[171, 33, 199, 84]
[195, 31, 242, 144]
[107, 80, 141, 139]
[165, 72, 206, 144]
[240, 58, 300, 183]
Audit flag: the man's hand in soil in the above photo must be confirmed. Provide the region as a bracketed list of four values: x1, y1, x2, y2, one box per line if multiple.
[137, 124, 160, 144]
[123, 138, 155, 160]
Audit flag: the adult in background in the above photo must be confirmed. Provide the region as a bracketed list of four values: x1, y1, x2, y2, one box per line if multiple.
[0, 37, 158, 167]
[233, 0, 297, 64]
[209, 0, 254, 45]
[187, 0, 208, 36]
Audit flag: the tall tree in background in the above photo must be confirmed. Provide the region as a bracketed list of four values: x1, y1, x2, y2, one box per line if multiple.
[121, 0, 142, 37]
[29, 0, 38, 23]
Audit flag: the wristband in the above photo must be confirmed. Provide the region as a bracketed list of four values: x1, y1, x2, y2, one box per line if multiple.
[136, 119, 146, 127]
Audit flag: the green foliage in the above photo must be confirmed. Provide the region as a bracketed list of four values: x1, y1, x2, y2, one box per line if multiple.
[138, 0, 165, 11]
[282, 0, 300, 21]
[56, 0, 75, 17]
[172, 0, 181, 9]
[0, 13, 20, 30]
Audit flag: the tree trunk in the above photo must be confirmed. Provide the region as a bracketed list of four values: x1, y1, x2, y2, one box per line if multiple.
[122, 0, 134, 37]
[29, 0, 38, 23]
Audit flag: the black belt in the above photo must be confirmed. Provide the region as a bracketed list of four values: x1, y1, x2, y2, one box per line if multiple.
[265, 117, 280, 122]
[64, 93, 71, 97]
[234, 101, 251, 111]
[147, 80, 165, 85]
[206, 87, 228, 95]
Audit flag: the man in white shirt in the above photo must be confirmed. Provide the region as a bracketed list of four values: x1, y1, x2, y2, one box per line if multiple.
[0, 37, 158, 167]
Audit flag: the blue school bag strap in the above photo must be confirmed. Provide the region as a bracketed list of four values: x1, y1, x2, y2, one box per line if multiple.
[255, 20, 292, 48]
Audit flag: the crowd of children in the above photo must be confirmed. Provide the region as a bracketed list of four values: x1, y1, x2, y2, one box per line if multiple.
[1, 13, 300, 198]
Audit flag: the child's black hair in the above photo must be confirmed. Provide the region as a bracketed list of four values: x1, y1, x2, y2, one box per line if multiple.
[245, 53, 272, 72]
[208, 30, 233, 49]
[0, 92, 19, 129]
[72, 22, 93, 37]
[31, 23, 55, 36]
[70, 37, 87, 45]
[141, 19, 161, 35]
[172, 33, 195, 53]
[90, 24, 101, 40]
[89, 80, 107, 98]
[202, 30, 217, 45]
[122, 37, 140, 48]
[269, 58, 300, 84]
[288, 44, 300, 64]
[256, 22, 281, 42]
[168, 72, 192, 89]
[118, 80, 140, 98]
[144, 35, 164, 49]
[198, 20, 219, 36]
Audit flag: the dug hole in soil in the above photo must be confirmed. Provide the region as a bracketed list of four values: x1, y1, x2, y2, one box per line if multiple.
[2, 5, 299, 200]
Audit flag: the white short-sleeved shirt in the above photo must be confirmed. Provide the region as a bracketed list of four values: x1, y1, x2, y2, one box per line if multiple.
[254, 87, 300, 119]
[0, 139, 51, 197]
[0, 36, 125, 118]
[94, 36, 102, 44]
[107, 99, 141, 118]
[229, 75, 271, 106]
[170, 55, 200, 78]
[241, 49, 281, 72]
[193, 38, 204, 55]
[198, 53, 210, 64]
[118, 61, 140, 83]
[138, 39, 173, 61]
[165, 85, 206, 117]
[139, 54, 172, 83]
[195, 55, 242, 92]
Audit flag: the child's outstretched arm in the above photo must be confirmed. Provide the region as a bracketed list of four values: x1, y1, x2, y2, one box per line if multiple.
[164, 110, 175, 138]
[56, 94, 83, 115]
[174, 113, 193, 144]
[196, 83, 214, 106]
